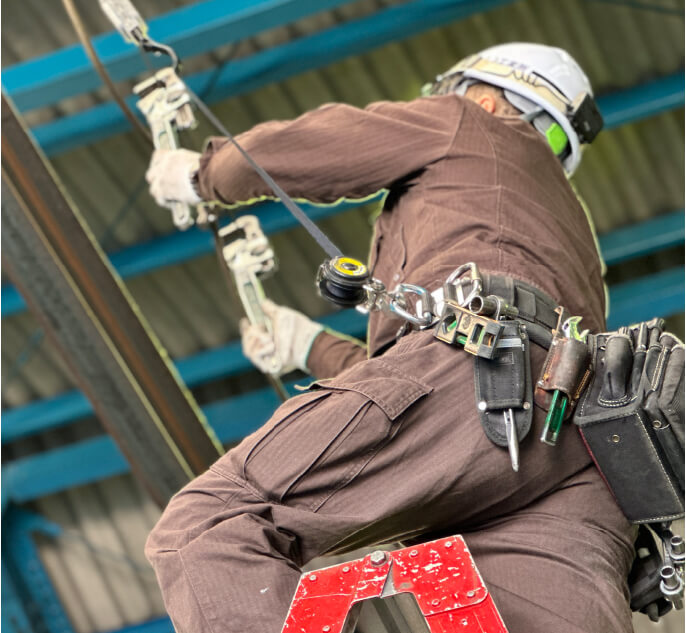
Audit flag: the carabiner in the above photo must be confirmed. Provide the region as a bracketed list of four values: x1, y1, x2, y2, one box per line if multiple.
[388, 283, 435, 328]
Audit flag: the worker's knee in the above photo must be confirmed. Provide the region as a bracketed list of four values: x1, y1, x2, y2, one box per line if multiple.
[144, 466, 248, 563]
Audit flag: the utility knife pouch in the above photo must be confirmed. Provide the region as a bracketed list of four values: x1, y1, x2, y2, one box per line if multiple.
[534, 336, 593, 419]
[573, 330, 685, 523]
[474, 320, 533, 447]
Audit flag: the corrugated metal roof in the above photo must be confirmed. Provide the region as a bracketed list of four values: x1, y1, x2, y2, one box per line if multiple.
[2, 0, 684, 632]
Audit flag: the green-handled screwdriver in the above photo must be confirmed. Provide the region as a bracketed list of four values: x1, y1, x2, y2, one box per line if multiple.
[540, 389, 568, 445]
[540, 316, 586, 446]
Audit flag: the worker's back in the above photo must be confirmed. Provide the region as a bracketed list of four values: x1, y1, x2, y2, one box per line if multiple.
[368, 94, 606, 357]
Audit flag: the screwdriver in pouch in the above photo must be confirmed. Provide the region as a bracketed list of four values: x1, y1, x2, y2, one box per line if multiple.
[541, 389, 567, 445]
[540, 316, 586, 446]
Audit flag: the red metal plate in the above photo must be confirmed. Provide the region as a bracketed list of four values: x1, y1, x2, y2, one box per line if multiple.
[281, 535, 508, 633]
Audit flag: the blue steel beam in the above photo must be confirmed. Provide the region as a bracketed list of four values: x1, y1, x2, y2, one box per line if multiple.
[3, 380, 297, 503]
[1, 563, 34, 633]
[1, 309, 367, 444]
[2, 0, 356, 112]
[113, 617, 174, 633]
[32, 68, 684, 157]
[2, 266, 684, 504]
[598, 209, 684, 264]
[606, 266, 685, 330]
[1, 510, 72, 633]
[2, 196, 383, 317]
[31, 0, 517, 156]
[602, 73, 685, 130]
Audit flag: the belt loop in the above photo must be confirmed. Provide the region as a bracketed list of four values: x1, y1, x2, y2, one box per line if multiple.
[482, 272, 515, 305]
[515, 287, 538, 323]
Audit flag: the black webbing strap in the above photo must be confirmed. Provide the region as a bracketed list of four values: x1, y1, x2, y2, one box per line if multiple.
[481, 273, 558, 349]
[188, 90, 343, 260]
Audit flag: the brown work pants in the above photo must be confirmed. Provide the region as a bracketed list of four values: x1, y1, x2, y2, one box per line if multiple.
[146, 330, 636, 633]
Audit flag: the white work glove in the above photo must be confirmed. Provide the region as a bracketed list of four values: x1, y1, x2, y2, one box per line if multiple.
[145, 148, 203, 207]
[240, 300, 325, 376]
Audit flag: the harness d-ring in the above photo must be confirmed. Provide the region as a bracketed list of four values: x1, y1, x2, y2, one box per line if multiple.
[445, 263, 482, 307]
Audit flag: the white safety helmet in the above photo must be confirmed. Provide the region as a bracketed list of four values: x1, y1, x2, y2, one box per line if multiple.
[429, 43, 603, 176]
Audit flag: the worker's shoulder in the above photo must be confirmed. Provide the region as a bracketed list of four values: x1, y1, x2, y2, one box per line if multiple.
[308, 95, 465, 120]
[365, 93, 465, 115]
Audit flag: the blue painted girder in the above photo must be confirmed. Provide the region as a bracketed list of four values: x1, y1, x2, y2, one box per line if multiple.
[1, 309, 368, 444]
[596, 209, 684, 265]
[2, 195, 383, 317]
[29, 0, 517, 156]
[2, 0, 357, 112]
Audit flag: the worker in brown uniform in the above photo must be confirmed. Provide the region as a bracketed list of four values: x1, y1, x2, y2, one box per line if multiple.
[144, 43, 637, 632]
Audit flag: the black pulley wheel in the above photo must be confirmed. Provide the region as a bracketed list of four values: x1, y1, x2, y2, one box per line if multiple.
[317, 256, 370, 307]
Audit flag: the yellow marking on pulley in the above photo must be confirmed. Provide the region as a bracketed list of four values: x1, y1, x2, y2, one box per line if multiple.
[332, 257, 368, 278]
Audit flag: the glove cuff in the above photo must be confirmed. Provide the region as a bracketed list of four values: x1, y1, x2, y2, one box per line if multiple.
[293, 320, 325, 373]
[182, 164, 202, 205]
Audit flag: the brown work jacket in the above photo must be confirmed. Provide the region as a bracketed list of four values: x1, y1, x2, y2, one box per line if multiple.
[196, 95, 606, 377]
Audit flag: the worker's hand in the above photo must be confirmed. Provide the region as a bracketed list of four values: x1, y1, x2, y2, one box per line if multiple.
[145, 148, 203, 207]
[240, 300, 325, 376]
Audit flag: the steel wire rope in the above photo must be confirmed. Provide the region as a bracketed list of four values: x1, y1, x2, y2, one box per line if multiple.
[61, 0, 153, 144]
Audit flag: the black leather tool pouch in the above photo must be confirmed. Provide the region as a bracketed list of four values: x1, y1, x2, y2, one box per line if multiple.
[474, 320, 533, 447]
[573, 321, 685, 523]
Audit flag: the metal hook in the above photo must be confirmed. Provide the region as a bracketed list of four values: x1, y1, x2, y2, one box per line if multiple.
[388, 283, 435, 328]
[445, 262, 482, 307]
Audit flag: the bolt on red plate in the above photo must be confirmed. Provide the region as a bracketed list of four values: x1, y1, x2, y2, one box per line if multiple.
[281, 535, 508, 633]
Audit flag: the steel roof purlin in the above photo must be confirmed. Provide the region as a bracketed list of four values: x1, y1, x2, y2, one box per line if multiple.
[28, 0, 518, 157]
[1, 0, 358, 113]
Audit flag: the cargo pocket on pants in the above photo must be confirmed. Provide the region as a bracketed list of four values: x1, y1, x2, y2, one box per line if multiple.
[241, 359, 432, 511]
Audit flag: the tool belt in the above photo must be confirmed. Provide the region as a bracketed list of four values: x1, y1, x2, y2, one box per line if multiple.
[427, 266, 685, 618]
[374, 263, 684, 617]
[370, 263, 684, 616]
[425, 268, 684, 522]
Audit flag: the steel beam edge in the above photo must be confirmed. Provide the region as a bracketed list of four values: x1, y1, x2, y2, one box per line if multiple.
[31, 0, 518, 156]
[2, 0, 356, 112]
[1, 309, 368, 444]
[2, 267, 684, 503]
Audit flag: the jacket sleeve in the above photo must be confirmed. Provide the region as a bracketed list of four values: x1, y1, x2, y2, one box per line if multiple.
[306, 330, 367, 380]
[196, 98, 462, 205]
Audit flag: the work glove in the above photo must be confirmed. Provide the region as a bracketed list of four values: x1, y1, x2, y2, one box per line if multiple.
[573, 318, 685, 523]
[145, 148, 203, 207]
[240, 300, 325, 376]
